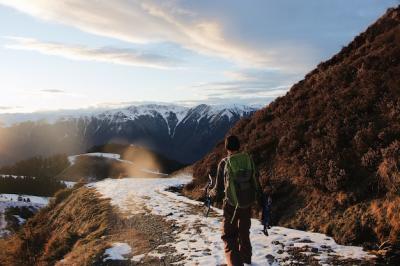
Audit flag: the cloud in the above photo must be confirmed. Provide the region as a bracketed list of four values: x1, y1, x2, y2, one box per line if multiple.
[0, 0, 323, 70]
[0, 1, 395, 71]
[5, 37, 180, 69]
[0, 106, 23, 115]
[0, 0, 396, 108]
[0, 106, 17, 110]
[40, 89, 65, 93]
[177, 96, 274, 108]
[190, 68, 302, 104]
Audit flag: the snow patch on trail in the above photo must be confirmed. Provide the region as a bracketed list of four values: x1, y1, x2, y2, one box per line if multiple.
[61, 181, 76, 188]
[93, 176, 375, 265]
[103, 242, 132, 261]
[131, 253, 145, 262]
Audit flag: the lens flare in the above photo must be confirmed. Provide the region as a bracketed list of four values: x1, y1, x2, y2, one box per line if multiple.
[121, 145, 162, 178]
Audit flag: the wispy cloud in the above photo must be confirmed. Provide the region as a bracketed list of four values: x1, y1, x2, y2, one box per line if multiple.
[0, 0, 394, 71]
[14, 89, 85, 99]
[0, 0, 396, 109]
[40, 89, 65, 93]
[0, 0, 315, 69]
[191, 68, 302, 104]
[0, 106, 18, 110]
[177, 96, 275, 108]
[5, 37, 181, 69]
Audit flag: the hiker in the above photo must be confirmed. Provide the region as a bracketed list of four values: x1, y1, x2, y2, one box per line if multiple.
[209, 135, 263, 266]
[261, 185, 273, 235]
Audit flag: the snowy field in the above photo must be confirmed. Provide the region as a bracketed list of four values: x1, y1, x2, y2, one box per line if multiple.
[68, 152, 168, 176]
[0, 194, 50, 237]
[68, 153, 122, 164]
[93, 175, 375, 265]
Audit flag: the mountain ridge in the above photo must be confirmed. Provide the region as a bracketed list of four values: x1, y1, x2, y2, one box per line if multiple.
[0, 104, 257, 165]
[0, 103, 257, 128]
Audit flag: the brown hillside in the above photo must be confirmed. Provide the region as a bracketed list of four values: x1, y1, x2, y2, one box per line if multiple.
[186, 6, 400, 259]
[0, 187, 114, 265]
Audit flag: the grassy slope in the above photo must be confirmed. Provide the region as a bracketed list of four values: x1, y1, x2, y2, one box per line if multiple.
[0, 186, 113, 265]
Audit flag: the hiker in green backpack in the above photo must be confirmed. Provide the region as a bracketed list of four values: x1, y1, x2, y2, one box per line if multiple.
[209, 135, 262, 266]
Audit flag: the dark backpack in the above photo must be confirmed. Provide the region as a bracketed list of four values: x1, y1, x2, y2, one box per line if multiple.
[225, 153, 258, 208]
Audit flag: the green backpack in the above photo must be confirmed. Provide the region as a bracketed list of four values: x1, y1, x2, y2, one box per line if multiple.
[225, 152, 259, 209]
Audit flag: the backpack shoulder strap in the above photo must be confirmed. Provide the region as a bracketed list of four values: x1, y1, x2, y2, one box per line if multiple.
[225, 155, 239, 206]
[246, 153, 261, 195]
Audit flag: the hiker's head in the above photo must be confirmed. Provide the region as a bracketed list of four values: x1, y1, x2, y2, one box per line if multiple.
[225, 135, 240, 153]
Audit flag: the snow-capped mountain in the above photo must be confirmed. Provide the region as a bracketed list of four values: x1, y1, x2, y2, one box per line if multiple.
[0, 104, 257, 165]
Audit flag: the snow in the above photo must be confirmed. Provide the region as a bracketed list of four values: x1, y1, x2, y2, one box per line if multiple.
[13, 215, 26, 224]
[131, 254, 145, 262]
[68, 153, 121, 164]
[140, 168, 168, 176]
[0, 194, 50, 205]
[208, 104, 256, 120]
[68, 152, 168, 177]
[0, 104, 257, 137]
[99, 104, 185, 122]
[180, 104, 257, 125]
[93, 175, 375, 265]
[68, 152, 142, 167]
[0, 193, 50, 237]
[61, 181, 76, 188]
[0, 174, 36, 179]
[103, 242, 132, 261]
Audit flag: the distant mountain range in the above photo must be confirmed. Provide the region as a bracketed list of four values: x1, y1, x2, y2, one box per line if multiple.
[0, 104, 257, 165]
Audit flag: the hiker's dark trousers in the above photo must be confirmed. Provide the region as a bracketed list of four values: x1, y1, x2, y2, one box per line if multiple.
[221, 203, 252, 266]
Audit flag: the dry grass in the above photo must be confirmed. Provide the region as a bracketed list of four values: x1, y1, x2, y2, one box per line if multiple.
[369, 197, 400, 244]
[0, 182, 183, 266]
[0, 187, 115, 266]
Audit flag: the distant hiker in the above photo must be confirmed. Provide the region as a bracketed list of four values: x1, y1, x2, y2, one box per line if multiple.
[209, 135, 263, 266]
[261, 186, 273, 236]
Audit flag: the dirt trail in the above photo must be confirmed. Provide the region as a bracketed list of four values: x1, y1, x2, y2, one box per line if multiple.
[93, 176, 376, 265]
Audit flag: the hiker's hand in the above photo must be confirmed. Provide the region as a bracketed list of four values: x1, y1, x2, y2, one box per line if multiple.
[263, 185, 273, 195]
[209, 189, 217, 198]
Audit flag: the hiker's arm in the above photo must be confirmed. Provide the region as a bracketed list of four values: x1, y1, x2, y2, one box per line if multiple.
[255, 171, 265, 206]
[255, 170, 262, 195]
[209, 160, 225, 201]
[250, 159, 263, 204]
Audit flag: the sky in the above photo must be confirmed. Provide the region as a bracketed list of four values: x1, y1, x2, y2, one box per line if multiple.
[0, 0, 398, 113]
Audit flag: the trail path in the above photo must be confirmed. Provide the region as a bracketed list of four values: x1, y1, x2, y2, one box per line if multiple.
[93, 175, 375, 265]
